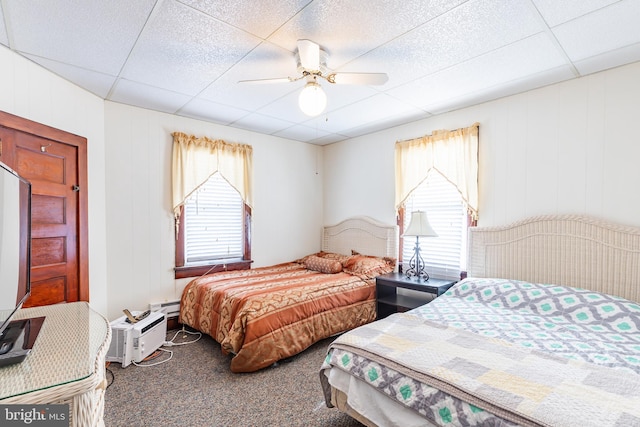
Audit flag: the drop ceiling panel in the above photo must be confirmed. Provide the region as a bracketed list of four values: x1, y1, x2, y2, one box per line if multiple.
[232, 112, 297, 135]
[268, 0, 467, 69]
[198, 42, 298, 109]
[273, 122, 334, 143]
[0, 8, 8, 46]
[179, 97, 250, 125]
[3, 0, 156, 75]
[551, 1, 640, 62]
[532, 0, 618, 27]
[311, 93, 426, 135]
[389, 32, 570, 110]
[121, 0, 262, 96]
[110, 79, 192, 114]
[22, 54, 117, 98]
[179, 0, 314, 39]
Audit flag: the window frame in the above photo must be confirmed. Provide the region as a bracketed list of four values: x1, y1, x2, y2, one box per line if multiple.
[174, 203, 252, 279]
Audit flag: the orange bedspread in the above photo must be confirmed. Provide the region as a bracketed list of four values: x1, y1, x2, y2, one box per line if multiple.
[179, 258, 388, 372]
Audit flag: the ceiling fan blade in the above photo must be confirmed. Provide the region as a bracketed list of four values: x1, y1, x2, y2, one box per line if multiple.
[327, 72, 389, 85]
[297, 39, 320, 71]
[238, 77, 297, 84]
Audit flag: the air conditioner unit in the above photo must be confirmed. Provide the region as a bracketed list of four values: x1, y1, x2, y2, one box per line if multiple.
[106, 311, 166, 367]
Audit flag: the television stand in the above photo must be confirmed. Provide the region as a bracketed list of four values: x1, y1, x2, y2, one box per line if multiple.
[0, 302, 111, 427]
[0, 316, 45, 367]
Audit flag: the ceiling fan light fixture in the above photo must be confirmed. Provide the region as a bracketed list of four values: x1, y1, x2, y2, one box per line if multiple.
[298, 81, 327, 116]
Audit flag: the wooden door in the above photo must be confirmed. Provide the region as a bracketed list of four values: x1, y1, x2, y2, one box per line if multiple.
[0, 111, 88, 307]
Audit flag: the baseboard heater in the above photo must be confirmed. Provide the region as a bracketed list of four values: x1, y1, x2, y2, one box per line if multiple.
[149, 300, 180, 319]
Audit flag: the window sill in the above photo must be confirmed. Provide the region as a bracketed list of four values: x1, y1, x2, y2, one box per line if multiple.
[174, 260, 252, 279]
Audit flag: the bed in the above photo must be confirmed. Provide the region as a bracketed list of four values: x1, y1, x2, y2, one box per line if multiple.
[179, 216, 398, 373]
[320, 215, 640, 427]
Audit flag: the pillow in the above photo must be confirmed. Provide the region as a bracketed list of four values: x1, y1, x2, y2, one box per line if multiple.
[304, 255, 343, 274]
[296, 251, 350, 265]
[342, 254, 395, 279]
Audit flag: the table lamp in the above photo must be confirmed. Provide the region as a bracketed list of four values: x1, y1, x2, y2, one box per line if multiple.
[403, 210, 438, 280]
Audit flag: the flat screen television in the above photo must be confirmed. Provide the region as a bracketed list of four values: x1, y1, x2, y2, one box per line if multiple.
[0, 160, 42, 366]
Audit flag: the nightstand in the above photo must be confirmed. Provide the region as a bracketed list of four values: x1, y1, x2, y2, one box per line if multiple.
[376, 272, 456, 319]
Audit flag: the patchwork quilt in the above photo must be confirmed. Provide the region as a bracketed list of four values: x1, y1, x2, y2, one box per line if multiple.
[321, 278, 640, 426]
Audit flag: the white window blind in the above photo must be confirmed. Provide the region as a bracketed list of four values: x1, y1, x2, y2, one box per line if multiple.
[183, 173, 244, 265]
[402, 171, 467, 280]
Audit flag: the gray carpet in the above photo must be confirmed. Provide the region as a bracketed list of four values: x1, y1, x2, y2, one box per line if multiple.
[104, 330, 363, 426]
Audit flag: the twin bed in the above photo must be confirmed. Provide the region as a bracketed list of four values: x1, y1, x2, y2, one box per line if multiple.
[321, 215, 640, 426]
[178, 216, 397, 373]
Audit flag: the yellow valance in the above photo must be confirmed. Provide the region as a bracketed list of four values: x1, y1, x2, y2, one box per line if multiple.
[171, 132, 253, 217]
[395, 123, 479, 219]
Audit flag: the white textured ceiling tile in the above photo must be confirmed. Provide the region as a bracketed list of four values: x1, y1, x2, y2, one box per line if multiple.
[349, 0, 545, 90]
[180, 0, 313, 39]
[339, 109, 430, 139]
[426, 66, 576, 115]
[232, 112, 297, 135]
[389, 33, 568, 109]
[552, 1, 640, 61]
[110, 79, 192, 114]
[572, 42, 640, 76]
[4, 0, 156, 74]
[199, 42, 298, 109]
[0, 8, 8, 46]
[532, 0, 618, 27]
[309, 94, 427, 135]
[121, 0, 262, 96]
[268, 0, 467, 69]
[179, 97, 249, 125]
[273, 123, 333, 142]
[23, 54, 117, 98]
[255, 89, 316, 123]
[251, 82, 379, 124]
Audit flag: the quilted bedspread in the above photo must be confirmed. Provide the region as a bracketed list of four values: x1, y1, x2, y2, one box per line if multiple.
[180, 262, 377, 372]
[321, 278, 640, 426]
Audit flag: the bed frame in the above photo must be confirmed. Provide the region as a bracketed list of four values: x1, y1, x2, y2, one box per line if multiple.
[326, 214, 640, 426]
[322, 216, 398, 260]
[468, 214, 640, 303]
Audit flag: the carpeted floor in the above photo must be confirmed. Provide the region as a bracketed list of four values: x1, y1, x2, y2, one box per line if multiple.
[104, 330, 363, 426]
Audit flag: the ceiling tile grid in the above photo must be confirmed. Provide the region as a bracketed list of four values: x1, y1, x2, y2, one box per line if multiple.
[0, 0, 639, 145]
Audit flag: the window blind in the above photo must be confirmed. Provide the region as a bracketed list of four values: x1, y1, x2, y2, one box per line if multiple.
[184, 173, 244, 265]
[402, 172, 467, 280]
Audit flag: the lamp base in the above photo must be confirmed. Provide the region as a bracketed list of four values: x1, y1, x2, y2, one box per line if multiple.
[405, 237, 430, 281]
[405, 268, 430, 281]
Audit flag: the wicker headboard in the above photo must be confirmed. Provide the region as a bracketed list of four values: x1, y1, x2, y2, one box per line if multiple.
[322, 216, 398, 260]
[468, 215, 640, 303]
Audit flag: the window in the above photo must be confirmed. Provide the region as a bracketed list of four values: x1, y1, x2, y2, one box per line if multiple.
[174, 174, 251, 279]
[400, 171, 469, 280]
[184, 173, 244, 264]
[171, 132, 253, 279]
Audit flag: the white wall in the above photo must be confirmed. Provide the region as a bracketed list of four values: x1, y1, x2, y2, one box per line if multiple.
[324, 61, 640, 230]
[104, 102, 323, 320]
[0, 45, 108, 316]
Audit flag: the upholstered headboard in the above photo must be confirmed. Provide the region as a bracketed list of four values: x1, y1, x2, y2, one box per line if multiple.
[322, 216, 398, 260]
[468, 215, 640, 303]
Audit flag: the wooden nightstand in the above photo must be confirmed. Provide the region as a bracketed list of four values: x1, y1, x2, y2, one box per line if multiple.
[376, 272, 456, 319]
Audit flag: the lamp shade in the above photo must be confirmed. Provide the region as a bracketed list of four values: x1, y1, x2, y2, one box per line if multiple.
[298, 81, 327, 116]
[403, 210, 438, 237]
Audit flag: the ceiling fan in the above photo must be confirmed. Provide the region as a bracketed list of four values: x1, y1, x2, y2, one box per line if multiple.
[239, 39, 388, 116]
